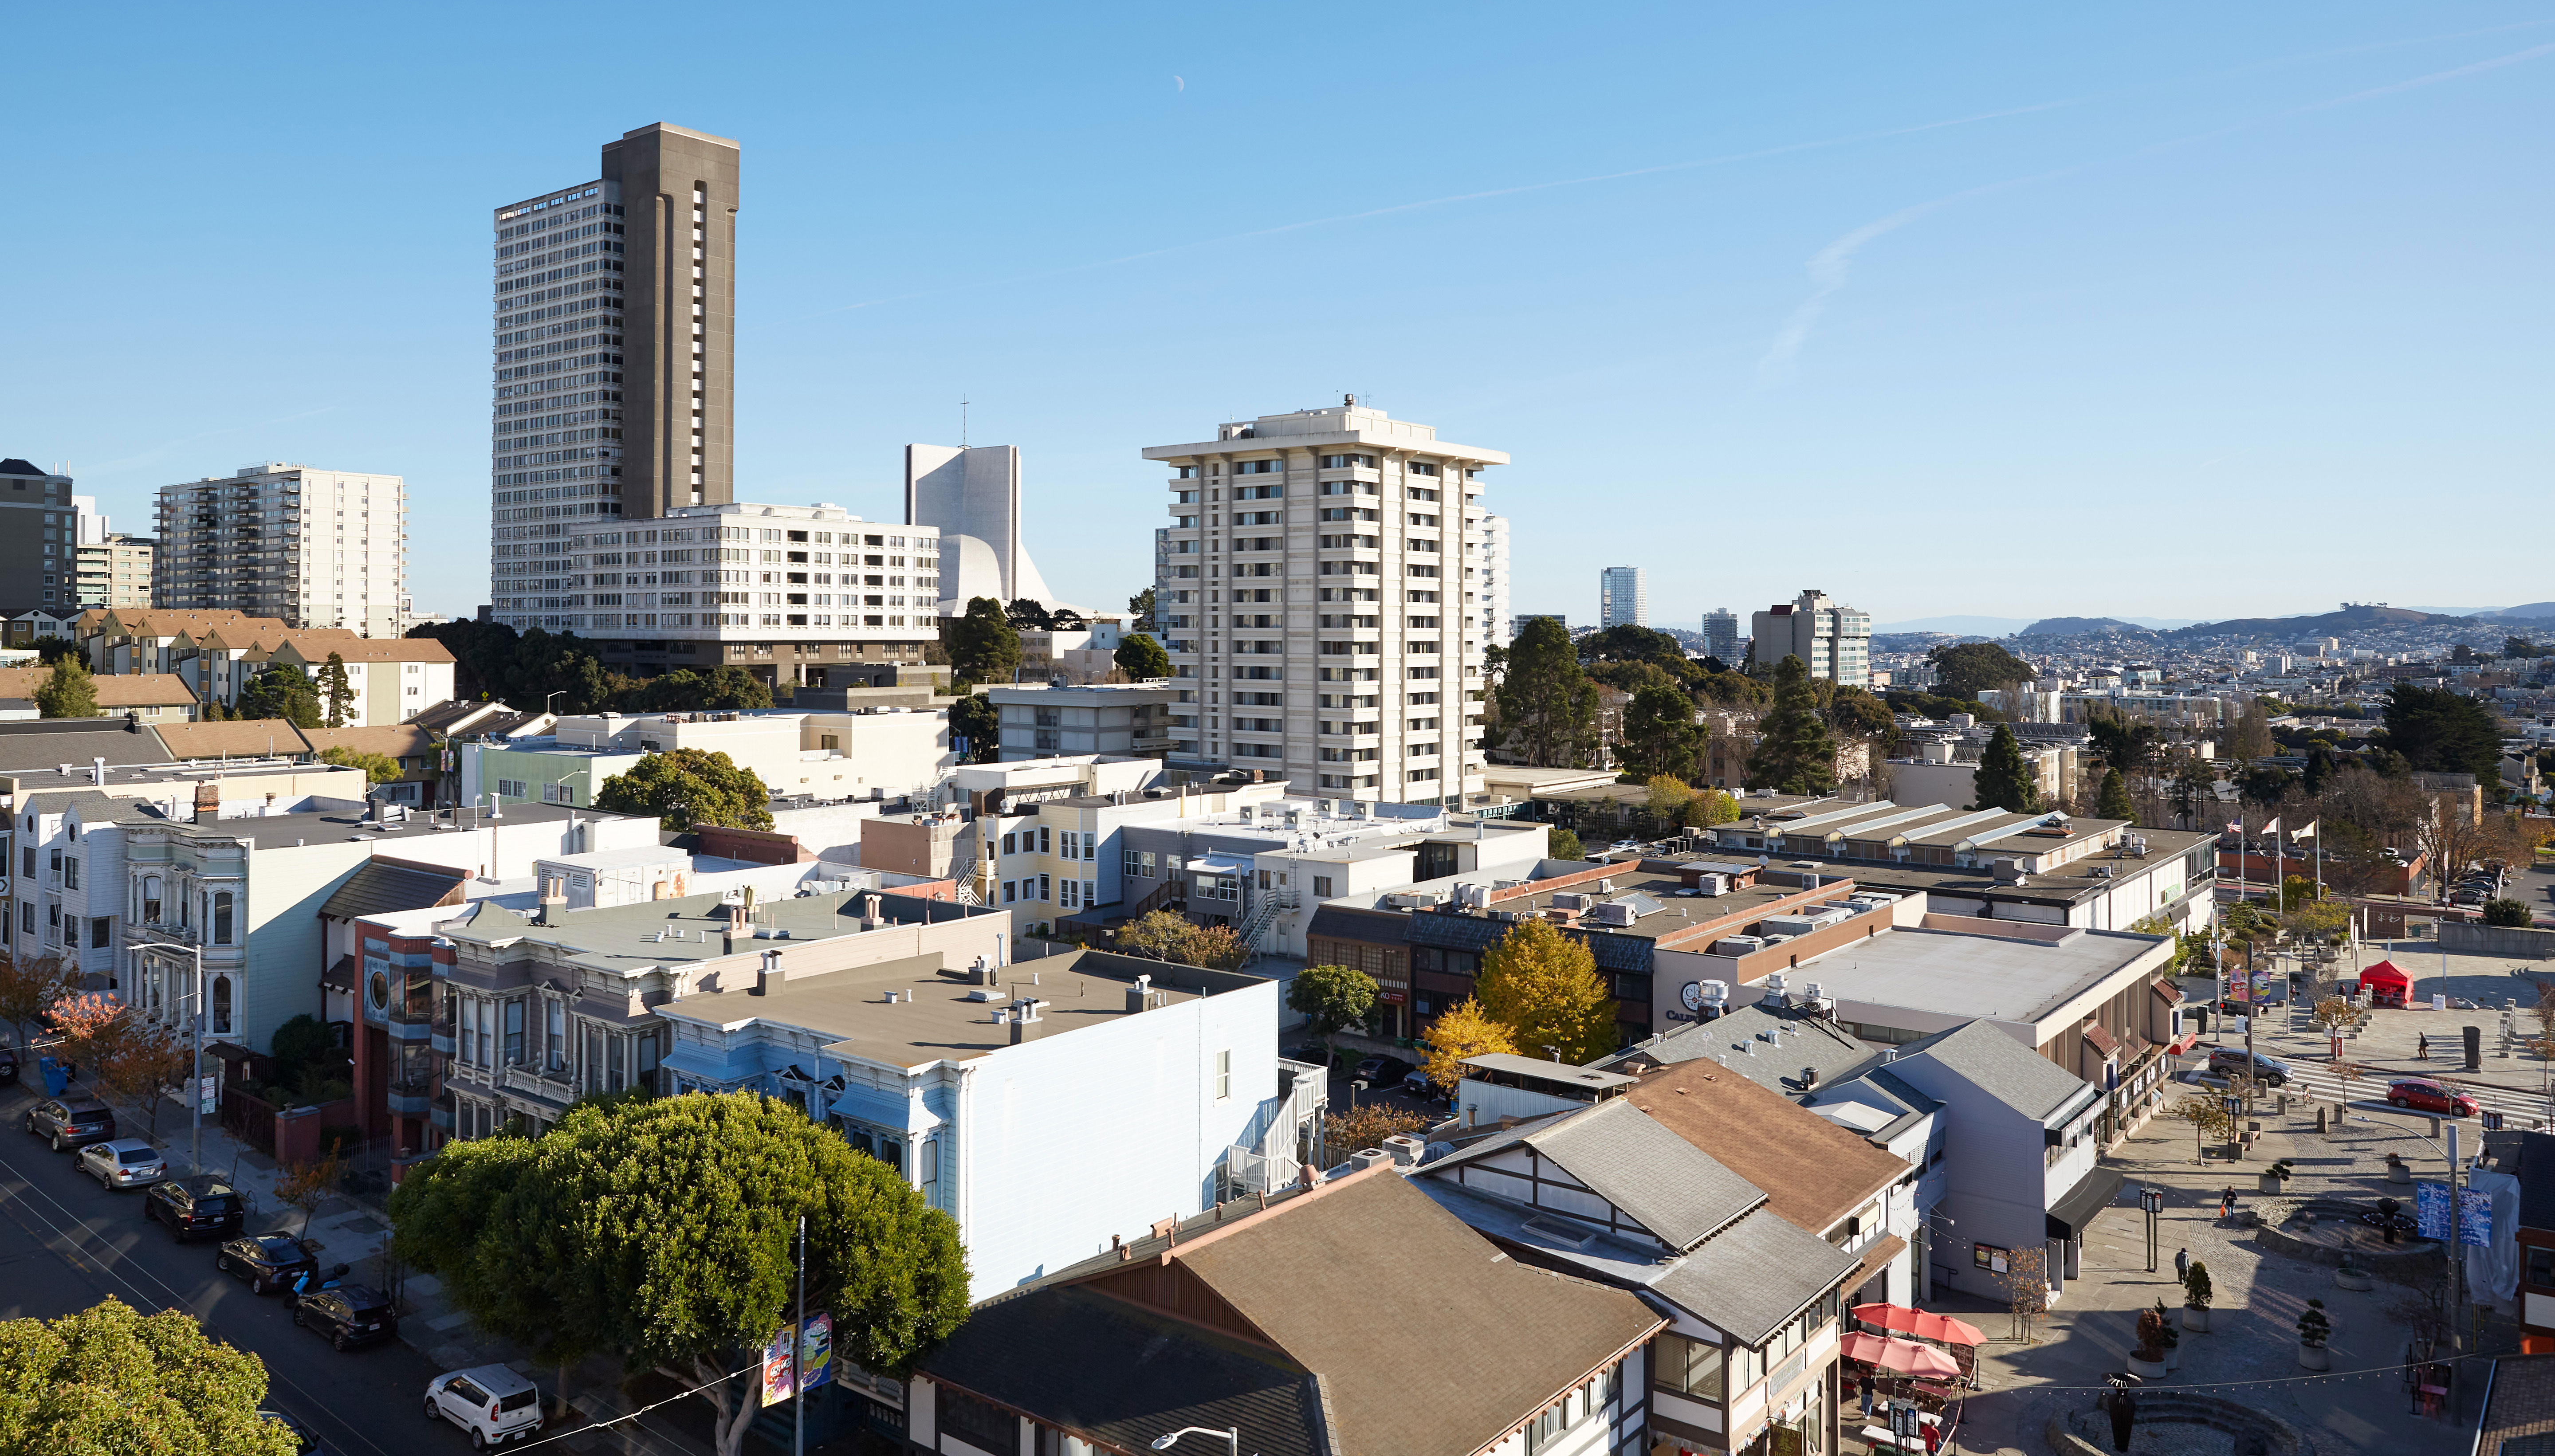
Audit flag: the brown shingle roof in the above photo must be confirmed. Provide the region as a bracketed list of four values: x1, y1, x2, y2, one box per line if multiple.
[272, 635, 454, 665]
[299, 725, 435, 760]
[154, 719, 314, 760]
[0, 668, 197, 707]
[1630, 1057, 1910, 1235]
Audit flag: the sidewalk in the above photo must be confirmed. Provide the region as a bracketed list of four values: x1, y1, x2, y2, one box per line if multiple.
[61, 1076, 710, 1454]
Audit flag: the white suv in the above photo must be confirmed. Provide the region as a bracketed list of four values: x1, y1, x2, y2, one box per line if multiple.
[423, 1365, 542, 1448]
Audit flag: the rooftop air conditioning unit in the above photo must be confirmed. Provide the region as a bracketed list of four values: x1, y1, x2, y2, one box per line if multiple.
[1759, 972, 1788, 1008]
[1588, 901, 1638, 927]
[1715, 935, 1766, 956]
[1698, 979, 1730, 1011]
[1694, 873, 1730, 897]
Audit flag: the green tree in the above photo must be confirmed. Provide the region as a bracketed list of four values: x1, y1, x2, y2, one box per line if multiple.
[621, 666, 772, 713]
[1577, 624, 1690, 668]
[947, 693, 1000, 764]
[317, 745, 401, 785]
[1547, 828, 1587, 861]
[1127, 585, 1159, 630]
[2127, 914, 2188, 971]
[391, 1093, 967, 1456]
[2084, 706, 2160, 773]
[2095, 767, 2137, 822]
[1926, 641, 2036, 700]
[318, 652, 356, 726]
[1970, 723, 2040, 812]
[1476, 917, 1617, 1063]
[1494, 616, 1600, 767]
[0, 1296, 298, 1454]
[1286, 962, 1380, 1049]
[1687, 788, 1741, 827]
[947, 597, 1023, 687]
[1745, 655, 1839, 796]
[1618, 684, 1702, 782]
[2486, 899, 2535, 927]
[1004, 597, 1055, 630]
[32, 656, 99, 718]
[595, 749, 774, 832]
[1113, 632, 1172, 682]
[235, 665, 322, 728]
[1643, 773, 1695, 824]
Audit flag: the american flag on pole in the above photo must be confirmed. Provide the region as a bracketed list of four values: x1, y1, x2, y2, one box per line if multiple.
[2225, 819, 2242, 834]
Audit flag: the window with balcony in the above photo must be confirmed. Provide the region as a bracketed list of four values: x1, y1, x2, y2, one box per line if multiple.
[139, 875, 163, 925]
[211, 891, 234, 945]
[546, 1000, 567, 1071]
[504, 1001, 524, 1064]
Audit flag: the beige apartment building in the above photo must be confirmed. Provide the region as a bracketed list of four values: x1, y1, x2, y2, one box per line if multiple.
[1142, 400, 1505, 807]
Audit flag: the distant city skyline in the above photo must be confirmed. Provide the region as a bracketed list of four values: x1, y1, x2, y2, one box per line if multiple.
[7, 7, 2549, 622]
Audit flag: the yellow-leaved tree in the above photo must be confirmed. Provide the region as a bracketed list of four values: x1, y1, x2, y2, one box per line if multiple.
[1476, 916, 1618, 1064]
[1420, 997, 1518, 1093]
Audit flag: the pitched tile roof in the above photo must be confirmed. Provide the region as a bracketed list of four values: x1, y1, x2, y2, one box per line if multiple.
[930, 1170, 1662, 1456]
[0, 668, 197, 707]
[154, 719, 313, 761]
[299, 725, 436, 760]
[1623, 1058, 1912, 1235]
[1435, 1097, 1764, 1252]
[1649, 1206, 1867, 1346]
[271, 634, 455, 664]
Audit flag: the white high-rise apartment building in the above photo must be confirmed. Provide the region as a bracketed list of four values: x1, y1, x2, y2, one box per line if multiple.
[1700, 608, 1740, 664]
[154, 464, 407, 635]
[1143, 400, 1506, 807]
[1750, 587, 1872, 687]
[1478, 513, 1510, 648]
[1598, 565, 1645, 628]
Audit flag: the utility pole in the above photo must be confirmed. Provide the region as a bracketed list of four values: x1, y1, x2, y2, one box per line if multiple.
[140, 943, 208, 1175]
[794, 1213, 806, 1456]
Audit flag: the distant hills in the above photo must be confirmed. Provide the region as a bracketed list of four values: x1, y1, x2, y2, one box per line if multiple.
[1873, 601, 2547, 642]
[2018, 616, 2151, 637]
[2165, 604, 2462, 639]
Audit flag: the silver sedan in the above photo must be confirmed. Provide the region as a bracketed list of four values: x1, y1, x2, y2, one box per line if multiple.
[77, 1138, 168, 1190]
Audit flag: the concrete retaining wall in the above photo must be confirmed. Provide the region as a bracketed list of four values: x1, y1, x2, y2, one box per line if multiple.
[2441, 922, 2555, 959]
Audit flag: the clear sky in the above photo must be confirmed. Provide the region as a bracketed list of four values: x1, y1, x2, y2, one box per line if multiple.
[10, 4, 2550, 631]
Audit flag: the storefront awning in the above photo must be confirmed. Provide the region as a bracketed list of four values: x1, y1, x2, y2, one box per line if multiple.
[2047, 1166, 2127, 1240]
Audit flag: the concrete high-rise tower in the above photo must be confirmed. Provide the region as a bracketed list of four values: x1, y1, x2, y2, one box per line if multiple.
[1700, 608, 1739, 664]
[1750, 588, 1872, 687]
[904, 444, 1060, 613]
[488, 122, 739, 627]
[1144, 400, 1506, 807]
[1599, 565, 1645, 628]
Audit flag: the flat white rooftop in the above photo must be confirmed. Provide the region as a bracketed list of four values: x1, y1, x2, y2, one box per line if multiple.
[1787, 917, 2170, 1026]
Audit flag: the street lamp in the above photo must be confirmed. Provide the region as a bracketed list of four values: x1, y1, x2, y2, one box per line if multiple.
[2139, 1185, 2165, 1272]
[544, 690, 565, 718]
[132, 940, 207, 1176]
[1151, 1429, 1238, 1455]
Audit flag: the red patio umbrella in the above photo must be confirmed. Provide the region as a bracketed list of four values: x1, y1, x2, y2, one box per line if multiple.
[1852, 1303, 1987, 1347]
[1840, 1331, 1963, 1379]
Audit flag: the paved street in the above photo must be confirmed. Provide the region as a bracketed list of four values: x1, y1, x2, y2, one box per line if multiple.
[0, 1083, 457, 1456]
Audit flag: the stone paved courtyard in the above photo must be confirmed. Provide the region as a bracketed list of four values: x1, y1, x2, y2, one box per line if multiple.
[1927, 1080, 2509, 1456]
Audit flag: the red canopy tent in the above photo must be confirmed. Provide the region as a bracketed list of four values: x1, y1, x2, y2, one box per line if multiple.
[2361, 958, 2413, 1008]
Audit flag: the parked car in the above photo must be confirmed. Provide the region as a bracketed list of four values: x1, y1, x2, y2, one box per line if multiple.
[1399, 1068, 1438, 1100]
[1352, 1055, 1414, 1087]
[0, 1046, 17, 1085]
[144, 1176, 246, 1242]
[292, 1282, 400, 1351]
[423, 1365, 544, 1448]
[1285, 1042, 1337, 1067]
[76, 1138, 168, 1190]
[24, 1098, 116, 1152]
[259, 1409, 331, 1456]
[218, 1235, 320, 1295]
[2387, 1078, 2481, 1117]
[2207, 1048, 2292, 1087]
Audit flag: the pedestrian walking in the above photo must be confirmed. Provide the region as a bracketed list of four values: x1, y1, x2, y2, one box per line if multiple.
[2174, 1247, 2189, 1280]
[1923, 1415, 1943, 1455]
[2219, 1187, 2236, 1220]
[2417, 1033, 2429, 1061]
[1859, 1371, 1875, 1419]
[2107, 1384, 2138, 1453]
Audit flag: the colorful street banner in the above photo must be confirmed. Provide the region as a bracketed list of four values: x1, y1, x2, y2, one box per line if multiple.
[2415, 1181, 2450, 1241]
[761, 1327, 795, 1407]
[2460, 1187, 2493, 1248]
[799, 1313, 833, 1393]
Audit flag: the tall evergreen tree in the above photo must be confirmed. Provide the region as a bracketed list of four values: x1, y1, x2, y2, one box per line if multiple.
[319, 652, 356, 726]
[1744, 655, 1839, 795]
[2095, 767, 2137, 822]
[1493, 617, 1600, 767]
[1971, 723, 2041, 813]
[33, 656, 100, 718]
[1617, 683, 1702, 781]
[947, 597, 1023, 687]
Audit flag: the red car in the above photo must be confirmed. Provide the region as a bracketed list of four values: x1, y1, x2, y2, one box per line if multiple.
[2387, 1079, 2480, 1117]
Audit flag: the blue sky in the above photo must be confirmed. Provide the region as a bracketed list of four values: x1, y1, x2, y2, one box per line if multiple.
[10, 4, 2550, 630]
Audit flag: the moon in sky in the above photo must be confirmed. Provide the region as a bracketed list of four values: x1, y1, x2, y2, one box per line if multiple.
[1175, 75, 1184, 92]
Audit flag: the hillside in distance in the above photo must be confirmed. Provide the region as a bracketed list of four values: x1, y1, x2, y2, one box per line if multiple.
[2167, 604, 2461, 639]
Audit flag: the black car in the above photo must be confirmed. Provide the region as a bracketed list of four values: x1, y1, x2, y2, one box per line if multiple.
[219, 1234, 319, 1295]
[1286, 1042, 1338, 1067]
[145, 1177, 247, 1242]
[292, 1282, 399, 1351]
[2206, 1048, 2292, 1087]
[0, 1046, 17, 1085]
[259, 1409, 333, 1456]
[1353, 1055, 1415, 1086]
[24, 1097, 116, 1151]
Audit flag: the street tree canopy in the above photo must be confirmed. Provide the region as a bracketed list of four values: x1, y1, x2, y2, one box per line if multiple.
[236, 665, 322, 728]
[0, 1297, 299, 1454]
[2378, 682, 2504, 793]
[1287, 962, 1378, 1045]
[1113, 632, 1172, 682]
[317, 745, 402, 784]
[1926, 641, 2036, 701]
[1494, 616, 1600, 768]
[1970, 724, 2041, 813]
[1617, 684, 1702, 783]
[390, 1092, 967, 1456]
[2095, 768, 2137, 822]
[596, 748, 774, 832]
[1476, 917, 1616, 1064]
[1420, 997, 1516, 1092]
[948, 597, 1023, 687]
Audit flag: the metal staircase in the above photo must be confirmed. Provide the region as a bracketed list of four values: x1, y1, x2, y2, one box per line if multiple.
[1231, 889, 1299, 967]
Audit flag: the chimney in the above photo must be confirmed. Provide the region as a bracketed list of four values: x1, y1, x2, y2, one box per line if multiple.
[91, 757, 106, 785]
[755, 950, 781, 997]
[536, 877, 566, 926]
[861, 892, 883, 929]
[1008, 997, 1042, 1044]
[1126, 974, 1152, 1015]
[723, 899, 747, 955]
[192, 781, 221, 825]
